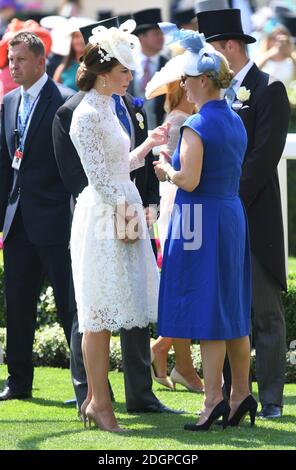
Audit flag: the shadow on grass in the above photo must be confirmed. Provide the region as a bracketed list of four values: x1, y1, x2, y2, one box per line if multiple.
[10, 414, 296, 450]
[0, 398, 295, 450]
[284, 395, 296, 406]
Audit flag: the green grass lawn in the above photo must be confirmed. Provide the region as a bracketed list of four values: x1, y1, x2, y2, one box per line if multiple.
[0, 366, 295, 450]
[289, 257, 296, 273]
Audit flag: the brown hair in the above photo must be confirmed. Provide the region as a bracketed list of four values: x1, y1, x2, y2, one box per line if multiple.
[9, 32, 45, 57]
[207, 51, 234, 89]
[76, 43, 119, 91]
[164, 80, 184, 113]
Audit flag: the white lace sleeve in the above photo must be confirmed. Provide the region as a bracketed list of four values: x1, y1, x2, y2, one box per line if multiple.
[70, 111, 125, 207]
[129, 149, 146, 172]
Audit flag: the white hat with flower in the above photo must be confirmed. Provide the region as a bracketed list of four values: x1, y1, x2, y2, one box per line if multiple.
[88, 19, 140, 70]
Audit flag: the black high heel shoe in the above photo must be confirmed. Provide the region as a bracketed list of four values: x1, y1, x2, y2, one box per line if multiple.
[184, 399, 230, 431]
[228, 395, 258, 427]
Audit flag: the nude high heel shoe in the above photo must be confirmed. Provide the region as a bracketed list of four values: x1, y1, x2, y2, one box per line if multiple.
[85, 405, 126, 433]
[150, 349, 174, 390]
[80, 398, 91, 429]
[170, 367, 204, 393]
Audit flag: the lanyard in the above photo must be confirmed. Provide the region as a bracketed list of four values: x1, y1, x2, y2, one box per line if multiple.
[17, 92, 41, 151]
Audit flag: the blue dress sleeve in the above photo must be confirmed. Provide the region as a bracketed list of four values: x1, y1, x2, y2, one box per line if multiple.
[180, 113, 206, 147]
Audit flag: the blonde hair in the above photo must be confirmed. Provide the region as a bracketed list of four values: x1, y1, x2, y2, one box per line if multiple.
[164, 80, 184, 113]
[207, 51, 234, 89]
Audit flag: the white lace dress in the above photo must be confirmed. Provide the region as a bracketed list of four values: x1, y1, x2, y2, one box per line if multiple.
[69, 89, 159, 333]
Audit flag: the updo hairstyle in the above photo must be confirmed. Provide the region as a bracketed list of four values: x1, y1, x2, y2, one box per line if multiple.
[207, 51, 234, 89]
[76, 43, 119, 91]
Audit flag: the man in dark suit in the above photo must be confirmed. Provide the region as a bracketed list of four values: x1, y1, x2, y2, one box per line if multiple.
[0, 31, 75, 400]
[52, 18, 182, 415]
[197, 8, 290, 418]
[129, 8, 168, 129]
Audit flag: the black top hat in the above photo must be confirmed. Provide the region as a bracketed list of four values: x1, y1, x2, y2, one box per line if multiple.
[97, 10, 113, 21]
[197, 8, 256, 44]
[79, 16, 119, 45]
[133, 8, 163, 34]
[279, 14, 296, 39]
[172, 9, 196, 27]
[118, 13, 133, 25]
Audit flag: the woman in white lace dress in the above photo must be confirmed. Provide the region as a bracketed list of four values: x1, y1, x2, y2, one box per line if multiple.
[69, 21, 169, 432]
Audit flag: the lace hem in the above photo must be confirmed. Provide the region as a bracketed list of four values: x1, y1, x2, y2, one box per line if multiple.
[78, 306, 154, 333]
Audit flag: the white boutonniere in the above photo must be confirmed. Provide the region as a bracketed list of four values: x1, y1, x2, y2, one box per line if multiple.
[136, 112, 145, 130]
[236, 86, 251, 103]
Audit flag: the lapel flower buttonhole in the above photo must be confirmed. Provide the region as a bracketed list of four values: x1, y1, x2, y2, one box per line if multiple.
[236, 86, 251, 102]
[136, 112, 145, 130]
[132, 97, 144, 109]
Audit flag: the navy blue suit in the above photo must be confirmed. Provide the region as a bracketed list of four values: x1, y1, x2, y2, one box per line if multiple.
[0, 77, 75, 394]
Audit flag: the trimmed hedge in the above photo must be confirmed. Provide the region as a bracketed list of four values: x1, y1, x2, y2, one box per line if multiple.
[0, 271, 296, 344]
[0, 326, 295, 382]
[0, 266, 295, 379]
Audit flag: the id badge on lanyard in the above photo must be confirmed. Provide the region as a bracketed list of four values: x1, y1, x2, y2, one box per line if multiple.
[12, 92, 38, 171]
[12, 147, 23, 170]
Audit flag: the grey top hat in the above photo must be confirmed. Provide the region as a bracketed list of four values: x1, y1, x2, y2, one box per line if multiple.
[194, 0, 229, 14]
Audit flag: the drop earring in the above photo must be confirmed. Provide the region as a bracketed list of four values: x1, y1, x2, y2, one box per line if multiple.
[103, 78, 107, 88]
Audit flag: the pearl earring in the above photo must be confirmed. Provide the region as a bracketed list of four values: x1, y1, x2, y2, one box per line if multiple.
[103, 78, 107, 88]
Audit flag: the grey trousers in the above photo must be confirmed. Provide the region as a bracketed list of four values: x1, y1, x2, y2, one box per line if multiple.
[252, 255, 286, 407]
[70, 313, 160, 410]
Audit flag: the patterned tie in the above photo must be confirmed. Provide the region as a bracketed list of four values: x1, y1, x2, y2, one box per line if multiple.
[224, 79, 238, 107]
[19, 91, 32, 137]
[140, 57, 152, 92]
[112, 94, 131, 137]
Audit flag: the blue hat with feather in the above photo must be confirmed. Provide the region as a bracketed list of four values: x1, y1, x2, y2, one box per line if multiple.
[158, 22, 222, 77]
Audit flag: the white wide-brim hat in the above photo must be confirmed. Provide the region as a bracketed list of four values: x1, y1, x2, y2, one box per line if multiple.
[145, 54, 185, 99]
[40, 15, 94, 56]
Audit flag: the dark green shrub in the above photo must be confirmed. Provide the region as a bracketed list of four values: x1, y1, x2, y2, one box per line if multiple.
[283, 275, 296, 347]
[288, 160, 296, 257]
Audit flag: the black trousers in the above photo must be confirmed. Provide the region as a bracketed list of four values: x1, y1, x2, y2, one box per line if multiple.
[3, 208, 76, 393]
[223, 254, 286, 407]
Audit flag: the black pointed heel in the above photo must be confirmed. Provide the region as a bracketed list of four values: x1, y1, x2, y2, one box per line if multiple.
[184, 399, 230, 431]
[228, 395, 258, 427]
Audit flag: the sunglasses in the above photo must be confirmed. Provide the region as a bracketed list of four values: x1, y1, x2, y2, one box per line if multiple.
[180, 74, 197, 85]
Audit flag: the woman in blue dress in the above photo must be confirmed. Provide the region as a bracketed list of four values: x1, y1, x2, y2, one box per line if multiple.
[154, 25, 257, 430]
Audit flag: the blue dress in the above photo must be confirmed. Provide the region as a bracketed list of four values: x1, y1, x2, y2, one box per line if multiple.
[61, 61, 79, 91]
[158, 99, 251, 340]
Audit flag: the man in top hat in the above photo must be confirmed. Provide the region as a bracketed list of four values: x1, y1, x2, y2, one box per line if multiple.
[129, 8, 168, 129]
[172, 8, 197, 30]
[197, 7, 290, 419]
[53, 16, 182, 416]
